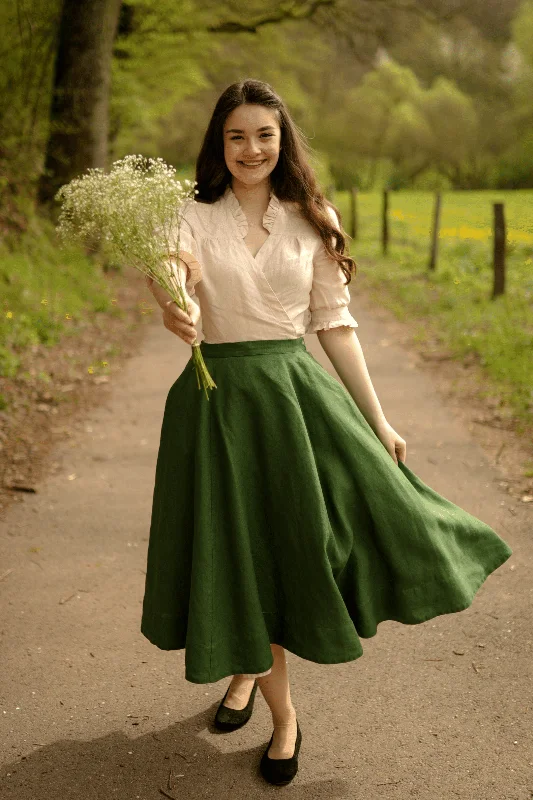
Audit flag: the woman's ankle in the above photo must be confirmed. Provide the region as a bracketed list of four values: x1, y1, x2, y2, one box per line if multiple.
[272, 704, 296, 727]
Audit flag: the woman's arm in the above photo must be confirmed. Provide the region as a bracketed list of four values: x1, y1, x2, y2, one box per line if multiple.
[317, 326, 407, 464]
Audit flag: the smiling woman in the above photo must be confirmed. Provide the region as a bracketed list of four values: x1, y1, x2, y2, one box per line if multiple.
[141, 78, 513, 787]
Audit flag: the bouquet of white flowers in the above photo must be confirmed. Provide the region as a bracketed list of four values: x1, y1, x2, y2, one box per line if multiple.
[55, 155, 217, 399]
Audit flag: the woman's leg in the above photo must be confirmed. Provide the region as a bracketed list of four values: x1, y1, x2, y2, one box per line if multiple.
[257, 644, 298, 759]
[223, 674, 256, 709]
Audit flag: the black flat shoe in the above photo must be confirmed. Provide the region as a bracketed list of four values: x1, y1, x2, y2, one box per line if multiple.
[214, 679, 258, 731]
[259, 719, 302, 786]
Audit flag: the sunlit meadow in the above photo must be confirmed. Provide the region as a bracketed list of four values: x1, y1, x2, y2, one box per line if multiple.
[337, 190, 533, 425]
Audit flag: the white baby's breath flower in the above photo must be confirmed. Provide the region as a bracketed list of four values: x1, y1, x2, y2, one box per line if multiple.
[55, 155, 216, 399]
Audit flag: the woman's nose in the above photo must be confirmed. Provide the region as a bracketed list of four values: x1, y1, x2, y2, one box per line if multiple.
[243, 139, 262, 155]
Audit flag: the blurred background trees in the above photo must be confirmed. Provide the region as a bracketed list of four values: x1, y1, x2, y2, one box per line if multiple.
[1, 0, 532, 226]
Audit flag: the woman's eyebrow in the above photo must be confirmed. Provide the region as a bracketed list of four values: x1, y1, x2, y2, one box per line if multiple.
[225, 125, 277, 133]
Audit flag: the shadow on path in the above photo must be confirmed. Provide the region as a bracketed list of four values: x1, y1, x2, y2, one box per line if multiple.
[1, 703, 347, 799]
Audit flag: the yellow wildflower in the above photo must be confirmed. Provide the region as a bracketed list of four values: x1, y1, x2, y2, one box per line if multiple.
[508, 230, 533, 244]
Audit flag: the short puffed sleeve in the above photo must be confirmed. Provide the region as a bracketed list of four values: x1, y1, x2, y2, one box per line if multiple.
[307, 205, 358, 334]
[169, 203, 203, 297]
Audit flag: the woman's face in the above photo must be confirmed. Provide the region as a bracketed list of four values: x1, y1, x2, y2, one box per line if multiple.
[223, 104, 281, 189]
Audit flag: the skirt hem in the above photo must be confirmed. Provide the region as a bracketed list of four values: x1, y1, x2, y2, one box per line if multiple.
[141, 544, 510, 684]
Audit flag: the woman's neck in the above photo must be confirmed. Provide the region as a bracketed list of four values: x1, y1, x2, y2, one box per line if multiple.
[231, 179, 271, 217]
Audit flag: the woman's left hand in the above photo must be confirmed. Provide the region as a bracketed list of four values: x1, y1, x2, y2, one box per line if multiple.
[372, 419, 407, 465]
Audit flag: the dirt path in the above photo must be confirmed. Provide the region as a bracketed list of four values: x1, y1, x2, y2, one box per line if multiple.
[1, 290, 531, 800]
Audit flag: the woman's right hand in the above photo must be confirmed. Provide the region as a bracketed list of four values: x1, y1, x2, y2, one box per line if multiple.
[145, 274, 201, 345]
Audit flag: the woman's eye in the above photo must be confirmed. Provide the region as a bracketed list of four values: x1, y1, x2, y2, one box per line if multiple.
[230, 133, 274, 140]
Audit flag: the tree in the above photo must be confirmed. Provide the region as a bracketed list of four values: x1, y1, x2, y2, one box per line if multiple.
[38, 0, 123, 204]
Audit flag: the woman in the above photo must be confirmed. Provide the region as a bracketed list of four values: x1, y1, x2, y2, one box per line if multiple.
[141, 79, 512, 786]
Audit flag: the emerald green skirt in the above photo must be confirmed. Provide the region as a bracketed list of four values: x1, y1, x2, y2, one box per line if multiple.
[140, 336, 512, 684]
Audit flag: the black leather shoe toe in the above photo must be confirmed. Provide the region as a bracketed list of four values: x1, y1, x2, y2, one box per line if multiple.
[259, 720, 302, 786]
[214, 680, 258, 731]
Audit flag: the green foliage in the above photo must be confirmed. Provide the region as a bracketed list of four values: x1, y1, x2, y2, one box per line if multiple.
[0, 0, 60, 198]
[110, 0, 210, 158]
[322, 58, 507, 190]
[512, 0, 533, 67]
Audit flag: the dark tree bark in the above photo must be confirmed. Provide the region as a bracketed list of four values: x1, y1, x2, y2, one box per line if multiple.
[38, 0, 122, 205]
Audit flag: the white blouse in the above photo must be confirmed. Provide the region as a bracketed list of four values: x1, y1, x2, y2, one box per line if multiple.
[174, 185, 358, 344]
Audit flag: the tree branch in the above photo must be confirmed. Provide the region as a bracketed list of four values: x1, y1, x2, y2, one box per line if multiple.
[207, 0, 335, 33]
[163, 0, 336, 35]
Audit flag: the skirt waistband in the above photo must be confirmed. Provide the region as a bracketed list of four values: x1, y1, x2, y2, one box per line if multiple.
[199, 337, 307, 358]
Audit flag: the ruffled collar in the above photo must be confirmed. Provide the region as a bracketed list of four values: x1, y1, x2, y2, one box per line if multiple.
[223, 185, 282, 237]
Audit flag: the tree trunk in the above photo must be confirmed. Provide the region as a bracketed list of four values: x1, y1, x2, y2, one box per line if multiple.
[38, 0, 122, 205]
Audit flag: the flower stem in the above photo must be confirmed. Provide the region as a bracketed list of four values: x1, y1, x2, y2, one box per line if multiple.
[191, 342, 217, 400]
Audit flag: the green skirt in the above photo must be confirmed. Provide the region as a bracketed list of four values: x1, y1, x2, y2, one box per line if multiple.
[140, 336, 512, 684]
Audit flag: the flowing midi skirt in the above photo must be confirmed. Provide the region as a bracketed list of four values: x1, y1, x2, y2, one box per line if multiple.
[140, 336, 512, 684]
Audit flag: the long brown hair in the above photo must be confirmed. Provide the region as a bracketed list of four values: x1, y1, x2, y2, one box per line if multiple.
[195, 79, 356, 284]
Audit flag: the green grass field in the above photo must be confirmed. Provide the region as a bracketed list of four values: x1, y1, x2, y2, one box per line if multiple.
[335, 190, 533, 429]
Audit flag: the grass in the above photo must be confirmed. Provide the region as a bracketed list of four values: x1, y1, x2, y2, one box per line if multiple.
[0, 214, 123, 378]
[335, 190, 533, 429]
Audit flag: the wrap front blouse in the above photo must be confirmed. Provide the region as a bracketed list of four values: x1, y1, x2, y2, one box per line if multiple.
[175, 185, 358, 344]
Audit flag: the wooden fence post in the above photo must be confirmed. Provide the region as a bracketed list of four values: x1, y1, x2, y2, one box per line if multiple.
[382, 189, 389, 255]
[428, 191, 442, 271]
[492, 202, 506, 298]
[350, 187, 358, 240]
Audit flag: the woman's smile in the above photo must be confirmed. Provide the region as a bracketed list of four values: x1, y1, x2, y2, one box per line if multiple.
[238, 159, 267, 168]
